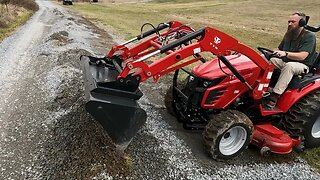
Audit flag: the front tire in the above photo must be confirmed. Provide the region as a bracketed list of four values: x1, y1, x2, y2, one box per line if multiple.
[283, 90, 320, 148]
[203, 110, 253, 160]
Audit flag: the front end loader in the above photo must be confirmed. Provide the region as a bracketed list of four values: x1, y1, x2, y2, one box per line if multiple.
[80, 21, 195, 149]
[80, 20, 320, 159]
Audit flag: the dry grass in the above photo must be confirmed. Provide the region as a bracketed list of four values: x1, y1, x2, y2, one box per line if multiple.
[67, 0, 320, 49]
[0, 4, 33, 41]
[11, 0, 39, 11]
[0, 0, 38, 42]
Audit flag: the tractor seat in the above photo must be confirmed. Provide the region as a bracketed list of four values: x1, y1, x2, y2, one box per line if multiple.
[288, 52, 320, 89]
[269, 70, 320, 90]
[287, 74, 320, 89]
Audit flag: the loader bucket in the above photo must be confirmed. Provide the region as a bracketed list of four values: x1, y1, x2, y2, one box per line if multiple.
[80, 55, 147, 149]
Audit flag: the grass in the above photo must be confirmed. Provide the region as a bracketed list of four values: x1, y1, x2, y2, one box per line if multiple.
[0, 6, 34, 42]
[301, 148, 320, 174]
[65, 0, 320, 171]
[67, 0, 319, 49]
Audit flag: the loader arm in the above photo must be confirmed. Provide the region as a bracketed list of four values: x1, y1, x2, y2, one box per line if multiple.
[119, 27, 274, 100]
[106, 21, 195, 61]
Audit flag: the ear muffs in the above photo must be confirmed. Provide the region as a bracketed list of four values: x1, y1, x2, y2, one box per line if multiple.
[294, 12, 308, 27]
[299, 17, 306, 27]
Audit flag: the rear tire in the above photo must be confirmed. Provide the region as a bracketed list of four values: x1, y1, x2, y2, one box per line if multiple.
[203, 110, 253, 160]
[283, 90, 320, 148]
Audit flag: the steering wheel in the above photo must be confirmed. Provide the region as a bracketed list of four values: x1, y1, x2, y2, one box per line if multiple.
[257, 47, 275, 60]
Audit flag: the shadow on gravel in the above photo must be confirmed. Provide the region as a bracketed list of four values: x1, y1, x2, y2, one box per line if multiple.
[126, 132, 169, 179]
[159, 108, 299, 166]
[41, 104, 130, 178]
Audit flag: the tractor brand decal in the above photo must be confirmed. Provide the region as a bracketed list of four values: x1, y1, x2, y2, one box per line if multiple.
[214, 36, 221, 44]
[234, 90, 240, 94]
[193, 47, 201, 54]
[210, 36, 221, 50]
[229, 75, 236, 79]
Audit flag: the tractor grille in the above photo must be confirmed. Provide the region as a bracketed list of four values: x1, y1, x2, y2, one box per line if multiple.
[184, 75, 225, 106]
[204, 88, 226, 105]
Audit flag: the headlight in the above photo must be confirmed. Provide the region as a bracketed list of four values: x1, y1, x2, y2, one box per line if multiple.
[203, 81, 209, 87]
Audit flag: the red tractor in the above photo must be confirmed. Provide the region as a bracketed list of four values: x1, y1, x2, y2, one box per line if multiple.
[80, 20, 320, 160]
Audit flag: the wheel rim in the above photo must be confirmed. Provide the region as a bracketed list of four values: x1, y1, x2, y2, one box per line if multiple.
[311, 117, 320, 138]
[219, 126, 247, 156]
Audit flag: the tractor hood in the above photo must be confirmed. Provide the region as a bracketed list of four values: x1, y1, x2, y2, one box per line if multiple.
[192, 54, 259, 80]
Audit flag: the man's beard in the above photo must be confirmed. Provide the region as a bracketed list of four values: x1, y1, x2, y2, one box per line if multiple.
[284, 26, 301, 41]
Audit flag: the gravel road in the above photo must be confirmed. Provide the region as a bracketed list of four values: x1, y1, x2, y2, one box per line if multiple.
[0, 0, 319, 179]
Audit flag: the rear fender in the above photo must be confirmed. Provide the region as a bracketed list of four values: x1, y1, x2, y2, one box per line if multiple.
[276, 79, 320, 112]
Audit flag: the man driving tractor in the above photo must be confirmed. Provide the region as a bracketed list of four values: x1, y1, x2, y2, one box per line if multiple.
[266, 12, 317, 108]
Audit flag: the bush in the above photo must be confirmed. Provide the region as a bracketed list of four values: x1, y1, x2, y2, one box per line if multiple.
[11, 0, 39, 11]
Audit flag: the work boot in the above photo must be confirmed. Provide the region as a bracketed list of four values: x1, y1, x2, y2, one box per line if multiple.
[265, 92, 280, 109]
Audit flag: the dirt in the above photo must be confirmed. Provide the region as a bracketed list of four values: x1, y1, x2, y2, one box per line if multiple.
[41, 103, 131, 178]
[47, 31, 71, 46]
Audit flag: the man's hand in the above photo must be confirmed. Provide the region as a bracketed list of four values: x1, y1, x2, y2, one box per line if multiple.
[273, 50, 309, 61]
[273, 50, 287, 58]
